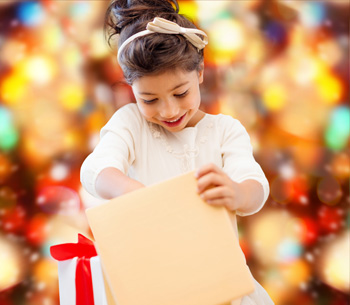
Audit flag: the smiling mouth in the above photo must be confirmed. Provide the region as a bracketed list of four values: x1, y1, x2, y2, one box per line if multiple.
[162, 113, 186, 127]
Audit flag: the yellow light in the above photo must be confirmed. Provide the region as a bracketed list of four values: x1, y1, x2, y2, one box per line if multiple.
[33, 258, 58, 293]
[63, 130, 84, 151]
[59, 83, 85, 111]
[211, 19, 245, 52]
[0, 253, 19, 289]
[0, 73, 28, 105]
[0, 235, 24, 290]
[316, 73, 342, 105]
[21, 56, 57, 85]
[247, 210, 303, 265]
[41, 22, 64, 53]
[62, 44, 83, 69]
[178, 1, 198, 22]
[209, 19, 246, 64]
[319, 231, 350, 293]
[281, 259, 311, 286]
[89, 30, 110, 59]
[262, 84, 286, 111]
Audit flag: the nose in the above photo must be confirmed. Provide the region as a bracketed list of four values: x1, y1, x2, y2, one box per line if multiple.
[159, 100, 179, 120]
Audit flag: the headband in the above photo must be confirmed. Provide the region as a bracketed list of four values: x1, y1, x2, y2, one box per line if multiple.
[117, 17, 208, 63]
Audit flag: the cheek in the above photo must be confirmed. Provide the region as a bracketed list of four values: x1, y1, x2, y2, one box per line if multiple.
[187, 92, 201, 109]
[137, 102, 156, 119]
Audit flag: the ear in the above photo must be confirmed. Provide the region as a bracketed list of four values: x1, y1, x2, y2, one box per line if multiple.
[198, 62, 204, 84]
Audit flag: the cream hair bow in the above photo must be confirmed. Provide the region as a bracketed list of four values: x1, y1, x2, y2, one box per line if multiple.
[117, 17, 208, 62]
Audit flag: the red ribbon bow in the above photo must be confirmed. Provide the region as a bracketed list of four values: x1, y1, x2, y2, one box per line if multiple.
[51, 234, 98, 305]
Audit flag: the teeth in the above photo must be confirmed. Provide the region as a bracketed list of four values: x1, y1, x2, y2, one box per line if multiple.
[167, 117, 180, 123]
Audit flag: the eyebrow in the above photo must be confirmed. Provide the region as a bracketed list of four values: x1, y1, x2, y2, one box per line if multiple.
[138, 81, 189, 95]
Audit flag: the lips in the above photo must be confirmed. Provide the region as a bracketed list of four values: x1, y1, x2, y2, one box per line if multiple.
[162, 113, 186, 127]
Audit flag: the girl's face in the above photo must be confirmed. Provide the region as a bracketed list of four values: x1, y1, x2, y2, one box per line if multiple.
[132, 68, 204, 132]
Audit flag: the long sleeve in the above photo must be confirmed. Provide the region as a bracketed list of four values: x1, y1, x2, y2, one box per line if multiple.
[80, 104, 140, 199]
[219, 115, 269, 216]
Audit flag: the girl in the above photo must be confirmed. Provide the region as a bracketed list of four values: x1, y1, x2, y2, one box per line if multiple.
[80, 0, 274, 304]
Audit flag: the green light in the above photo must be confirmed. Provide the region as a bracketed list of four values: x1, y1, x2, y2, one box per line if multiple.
[0, 107, 19, 151]
[325, 106, 350, 151]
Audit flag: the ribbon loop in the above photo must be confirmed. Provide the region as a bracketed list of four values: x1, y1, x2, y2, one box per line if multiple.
[146, 17, 208, 50]
[50, 234, 97, 261]
[118, 17, 208, 62]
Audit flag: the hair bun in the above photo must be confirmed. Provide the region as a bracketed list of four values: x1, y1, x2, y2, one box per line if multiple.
[105, 0, 179, 36]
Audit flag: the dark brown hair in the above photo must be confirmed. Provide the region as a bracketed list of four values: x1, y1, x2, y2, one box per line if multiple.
[104, 0, 204, 84]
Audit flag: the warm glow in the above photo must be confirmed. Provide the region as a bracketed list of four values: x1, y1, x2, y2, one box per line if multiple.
[0, 236, 24, 290]
[316, 73, 343, 105]
[21, 56, 57, 85]
[0, 73, 28, 105]
[262, 84, 287, 111]
[209, 19, 246, 64]
[319, 231, 350, 293]
[59, 83, 85, 111]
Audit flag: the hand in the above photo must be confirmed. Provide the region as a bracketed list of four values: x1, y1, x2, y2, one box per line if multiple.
[195, 163, 246, 212]
[96, 167, 145, 199]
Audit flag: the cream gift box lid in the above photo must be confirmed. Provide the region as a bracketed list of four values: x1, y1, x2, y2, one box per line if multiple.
[86, 171, 254, 305]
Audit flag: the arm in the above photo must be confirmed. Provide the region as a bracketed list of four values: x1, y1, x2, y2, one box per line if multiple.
[196, 163, 264, 215]
[95, 167, 145, 200]
[80, 104, 144, 199]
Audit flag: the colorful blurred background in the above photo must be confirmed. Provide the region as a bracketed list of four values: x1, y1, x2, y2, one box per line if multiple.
[0, 0, 349, 304]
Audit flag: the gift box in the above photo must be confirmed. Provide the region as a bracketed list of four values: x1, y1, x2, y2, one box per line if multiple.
[50, 234, 116, 305]
[86, 171, 254, 305]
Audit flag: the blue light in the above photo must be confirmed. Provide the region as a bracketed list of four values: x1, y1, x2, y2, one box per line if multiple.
[300, 2, 326, 28]
[277, 239, 303, 263]
[69, 2, 91, 19]
[17, 1, 45, 27]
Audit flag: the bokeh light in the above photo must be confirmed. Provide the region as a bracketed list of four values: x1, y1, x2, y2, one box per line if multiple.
[59, 83, 86, 111]
[0, 154, 13, 184]
[20, 55, 57, 85]
[318, 230, 350, 293]
[325, 106, 350, 151]
[0, 1, 348, 304]
[0, 73, 28, 105]
[281, 259, 311, 287]
[247, 210, 304, 265]
[0, 39, 27, 67]
[316, 72, 343, 105]
[262, 84, 287, 111]
[0, 235, 25, 291]
[16, 1, 45, 27]
[299, 2, 326, 28]
[0, 106, 19, 151]
[36, 186, 80, 215]
[208, 17, 247, 65]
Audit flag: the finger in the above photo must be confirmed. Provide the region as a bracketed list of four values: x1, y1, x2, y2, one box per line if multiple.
[195, 163, 222, 179]
[203, 198, 229, 207]
[200, 186, 232, 201]
[197, 172, 226, 193]
[201, 193, 236, 210]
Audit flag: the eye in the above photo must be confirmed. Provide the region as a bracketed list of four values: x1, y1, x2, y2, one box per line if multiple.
[142, 98, 158, 104]
[174, 90, 188, 98]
